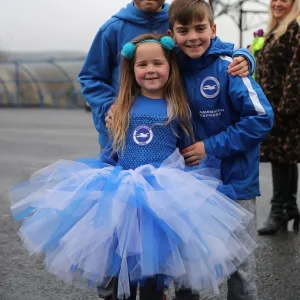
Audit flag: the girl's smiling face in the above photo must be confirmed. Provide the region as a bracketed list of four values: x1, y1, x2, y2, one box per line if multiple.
[134, 42, 170, 99]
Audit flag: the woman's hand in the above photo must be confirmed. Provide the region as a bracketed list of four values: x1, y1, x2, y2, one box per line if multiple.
[105, 104, 116, 129]
[180, 141, 206, 166]
[228, 56, 249, 77]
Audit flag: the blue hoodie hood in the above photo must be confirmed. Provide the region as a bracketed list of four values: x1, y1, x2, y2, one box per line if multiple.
[178, 37, 234, 71]
[205, 37, 234, 56]
[178, 37, 255, 75]
[113, 2, 169, 29]
[78, 1, 170, 148]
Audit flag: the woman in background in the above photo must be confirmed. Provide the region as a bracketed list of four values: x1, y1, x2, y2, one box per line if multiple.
[256, 0, 300, 235]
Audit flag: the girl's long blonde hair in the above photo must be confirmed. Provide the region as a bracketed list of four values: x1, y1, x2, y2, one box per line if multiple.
[110, 33, 193, 153]
[266, 0, 300, 39]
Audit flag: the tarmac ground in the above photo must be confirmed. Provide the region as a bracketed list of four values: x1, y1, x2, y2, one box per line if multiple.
[0, 109, 299, 300]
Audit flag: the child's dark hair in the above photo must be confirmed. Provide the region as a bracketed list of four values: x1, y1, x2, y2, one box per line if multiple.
[110, 33, 193, 153]
[169, 0, 214, 31]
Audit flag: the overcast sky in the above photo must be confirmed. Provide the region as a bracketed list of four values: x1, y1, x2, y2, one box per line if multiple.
[0, 0, 269, 52]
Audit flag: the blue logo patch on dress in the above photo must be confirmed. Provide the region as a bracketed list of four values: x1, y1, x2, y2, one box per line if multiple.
[200, 77, 220, 99]
[133, 126, 153, 146]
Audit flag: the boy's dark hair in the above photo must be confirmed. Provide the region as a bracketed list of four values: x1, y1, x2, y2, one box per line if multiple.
[169, 0, 214, 30]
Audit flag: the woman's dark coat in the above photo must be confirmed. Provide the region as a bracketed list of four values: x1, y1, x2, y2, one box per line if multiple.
[256, 21, 300, 164]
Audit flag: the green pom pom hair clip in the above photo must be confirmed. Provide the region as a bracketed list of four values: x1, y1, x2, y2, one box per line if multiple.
[121, 36, 175, 60]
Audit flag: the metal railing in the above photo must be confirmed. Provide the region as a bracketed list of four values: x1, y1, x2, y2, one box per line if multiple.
[0, 58, 85, 108]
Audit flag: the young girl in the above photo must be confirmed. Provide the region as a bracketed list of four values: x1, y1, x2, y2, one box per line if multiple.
[10, 33, 256, 300]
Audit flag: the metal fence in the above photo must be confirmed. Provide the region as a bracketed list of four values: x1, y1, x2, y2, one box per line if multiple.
[0, 58, 86, 108]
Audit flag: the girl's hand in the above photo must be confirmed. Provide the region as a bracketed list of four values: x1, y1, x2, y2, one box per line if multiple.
[228, 56, 249, 78]
[180, 141, 206, 166]
[105, 104, 116, 129]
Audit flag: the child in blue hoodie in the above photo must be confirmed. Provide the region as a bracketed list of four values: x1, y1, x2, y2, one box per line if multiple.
[168, 0, 274, 300]
[78, 0, 255, 151]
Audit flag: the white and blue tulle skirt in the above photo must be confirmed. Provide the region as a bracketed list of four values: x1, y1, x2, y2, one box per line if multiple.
[10, 149, 256, 298]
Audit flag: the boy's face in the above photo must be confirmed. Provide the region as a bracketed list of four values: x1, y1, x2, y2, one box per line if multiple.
[134, 0, 165, 12]
[169, 18, 216, 59]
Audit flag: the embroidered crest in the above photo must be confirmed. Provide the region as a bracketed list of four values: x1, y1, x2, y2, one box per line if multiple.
[133, 126, 153, 146]
[200, 77, 220, 99]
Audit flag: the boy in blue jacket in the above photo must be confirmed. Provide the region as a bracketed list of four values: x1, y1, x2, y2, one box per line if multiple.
[78, 0, 254, 151]
[78, 0, 169, 149]
[168, 0, 274, 300]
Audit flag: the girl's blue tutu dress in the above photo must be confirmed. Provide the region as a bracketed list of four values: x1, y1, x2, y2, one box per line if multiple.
[10, 95, 256, 299]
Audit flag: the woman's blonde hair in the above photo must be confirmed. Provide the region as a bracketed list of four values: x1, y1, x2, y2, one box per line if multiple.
[266, 0, 300, 39]
[110, 33, 193, 153]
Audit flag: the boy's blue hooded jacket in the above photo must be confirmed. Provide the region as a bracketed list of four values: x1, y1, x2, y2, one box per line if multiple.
[78, 2, 256, 148]
[78, 2, 170, 147]
[179, 37, 274, 200]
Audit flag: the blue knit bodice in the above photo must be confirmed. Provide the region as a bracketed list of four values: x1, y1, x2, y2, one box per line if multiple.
[114, 95, 187, 170]
[117, 115, 178, 170]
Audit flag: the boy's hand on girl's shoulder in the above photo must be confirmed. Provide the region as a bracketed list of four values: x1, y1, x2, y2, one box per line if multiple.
[180, 141, 206, 166]
[228, 57, 249, 78]
[105, 104, 116, 129]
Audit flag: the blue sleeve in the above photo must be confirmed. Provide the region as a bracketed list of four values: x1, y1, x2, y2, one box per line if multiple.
[203, 75, 274, 159]
[233, 48, 256, 76]
[100, 139, 118, 165]
[78, 28, 115, 138]
[177, 125, 194, 149]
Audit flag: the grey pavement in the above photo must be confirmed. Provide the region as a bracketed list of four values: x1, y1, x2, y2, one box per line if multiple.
[0, 109, 299, 300]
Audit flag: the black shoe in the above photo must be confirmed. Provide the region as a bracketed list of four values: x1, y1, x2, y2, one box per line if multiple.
[173, 288, 200, 300]
[258, 205, 300, 235]
[97, 277, 114, 299]
[283, 211, 300, 233]
[283, 164, 299, 232]
[257, 215, 285, 235]
[289, 214, 299, 232]
[97, 288, 113, 299]
[283, 164, 300, 232]
[258, 163, 288, 235]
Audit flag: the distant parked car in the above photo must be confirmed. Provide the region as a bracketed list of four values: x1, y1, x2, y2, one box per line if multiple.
[85, 101, 91, 112]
